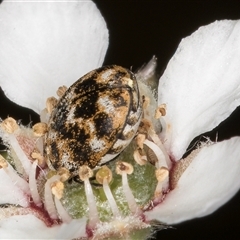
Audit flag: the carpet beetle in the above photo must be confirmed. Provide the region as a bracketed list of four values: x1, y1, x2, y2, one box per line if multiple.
[45, 65, 142, 177]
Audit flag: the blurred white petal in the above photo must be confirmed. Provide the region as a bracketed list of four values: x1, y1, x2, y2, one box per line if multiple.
[0, 171, 28, 207]
[158, 20, 240, 160]
[146, 137, 240, 224]
[56, 218, 88, 240]
[0, 214, 87, 239]
[0, 0, 108, 113]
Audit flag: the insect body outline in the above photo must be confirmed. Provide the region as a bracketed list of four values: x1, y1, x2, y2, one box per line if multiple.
[44, 65, 143, 177]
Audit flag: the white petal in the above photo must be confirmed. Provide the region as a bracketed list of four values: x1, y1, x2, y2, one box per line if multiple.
[0, 0, 108, 113]
[0, 170, 29, 207]
[0, 214, 87, 239]
[158, 20, 240, 159]
[145, 137, 240, 224]
[56, 218, 88, 240]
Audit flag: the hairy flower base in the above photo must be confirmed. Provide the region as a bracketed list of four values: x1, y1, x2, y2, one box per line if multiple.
[1, 119, 169, 239]
[0, 117, 170, 239]
[0, 61, 176, 239]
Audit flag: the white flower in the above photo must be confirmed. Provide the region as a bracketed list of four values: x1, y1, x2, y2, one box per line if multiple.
[0, 0, 108, 239]
[0, 0, 240, 239]
[146, 20, 240, 224]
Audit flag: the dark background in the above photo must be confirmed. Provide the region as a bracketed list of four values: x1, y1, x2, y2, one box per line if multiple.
[1, 1, 240, 239]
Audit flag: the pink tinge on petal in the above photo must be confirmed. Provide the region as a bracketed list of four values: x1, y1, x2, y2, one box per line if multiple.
[145, 137, 240, 224]
[0, 0, 108, 113]
[158, 20, 240, 160]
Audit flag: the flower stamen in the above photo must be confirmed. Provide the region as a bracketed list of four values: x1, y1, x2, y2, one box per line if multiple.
[116, 161, 141, 215]
[0, 155, 30, 196]
[155, 167, 169, 200]
[51, 180, 72, 223]
[79, 165, 99, 228]
[147, 129, 172, 168]
[0, 118, 34, 175]
[29, 160, 42, 207]
[143, 139, 168, 169]
[96, 166, 121, 218]
[44, 174, 60, 220]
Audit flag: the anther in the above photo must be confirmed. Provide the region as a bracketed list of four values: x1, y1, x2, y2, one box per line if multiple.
[51, 181, 64, 200]
[57, 85, 67, 97]
[46, 97, 58, 114]
[79, 165, 99, 228]
[32, 122, 48, 137]
[116, 161, 133, 175]
[155, 104, 167, 119]
[116, 161, 141, 215]
[0, 117, 19, 133]
[155, 167, 169, 199]
[31, 150, 45, 167]
[57, 167, 71, 182]
[96, 165, 112, 184]
[96, 166, 121, 217]
[51, 180, 72, 223]
[133, 150, 147, 166]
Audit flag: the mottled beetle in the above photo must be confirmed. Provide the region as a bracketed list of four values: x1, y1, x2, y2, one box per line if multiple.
[45, 65, 143, 177]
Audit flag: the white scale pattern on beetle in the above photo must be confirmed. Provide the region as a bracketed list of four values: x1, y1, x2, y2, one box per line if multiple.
[45, 65, 143, 177]
[97, 96, 115, 114]
[90, 136, 106, 152]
